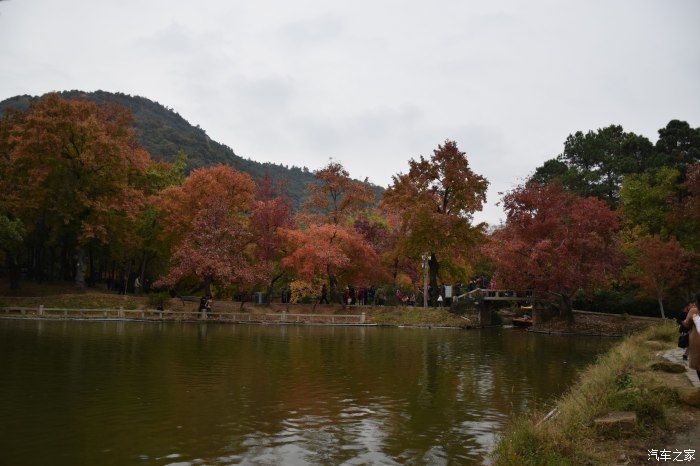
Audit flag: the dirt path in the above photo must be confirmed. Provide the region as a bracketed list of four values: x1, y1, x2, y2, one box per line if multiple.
[661, 349, 700, 389]
[652, 349, 700, 466]
[666, 422, 700, 465]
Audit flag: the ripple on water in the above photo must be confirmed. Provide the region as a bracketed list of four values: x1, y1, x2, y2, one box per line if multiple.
[0, 321, 614, 465]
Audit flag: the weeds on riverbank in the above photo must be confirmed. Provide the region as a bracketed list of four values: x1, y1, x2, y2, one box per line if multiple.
[368, 307, 475, 328]
[493, 321, 681, 465]
[0, 292, 145, 310]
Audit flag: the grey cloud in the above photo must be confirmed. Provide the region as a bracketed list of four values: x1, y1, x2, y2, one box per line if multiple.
[1, 0, 699, 225]
[280, 14, 345, 44]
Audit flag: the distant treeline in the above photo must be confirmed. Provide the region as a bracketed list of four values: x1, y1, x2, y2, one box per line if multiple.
[527, 121, 699, 316]
[0, 92, 697, 321]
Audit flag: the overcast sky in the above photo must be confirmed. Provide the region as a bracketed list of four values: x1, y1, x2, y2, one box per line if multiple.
[1, 0, 699, 223]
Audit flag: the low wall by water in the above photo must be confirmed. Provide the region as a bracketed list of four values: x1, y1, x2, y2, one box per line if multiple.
[0, 306, 368, 325]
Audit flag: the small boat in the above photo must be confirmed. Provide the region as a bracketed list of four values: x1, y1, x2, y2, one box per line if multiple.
[512, 317, 533, 328]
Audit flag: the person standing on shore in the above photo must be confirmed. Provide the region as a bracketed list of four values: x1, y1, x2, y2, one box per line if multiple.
[678, 303, 691, 360]
[349, 285, 356, 305]
[198, 295, 208, 318]
[205, 296, 213, 318]
[682, 293, 700, 381]
[367, 286, 374, 305]
[319, 284, 329, 305]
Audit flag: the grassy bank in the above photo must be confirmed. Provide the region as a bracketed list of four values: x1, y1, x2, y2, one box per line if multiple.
[493, 322, 698, 465]
[367, 306, 474, 328]
[0, 291, 146, 310]
[0, 288, 477, 327]
[532, 312, 657, 336]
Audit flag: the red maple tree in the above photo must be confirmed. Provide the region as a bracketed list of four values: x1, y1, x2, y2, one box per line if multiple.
[485, 181, 621, 322]
[627, 235, 694, 318]
[155, 165, 259, 295]
[250, 174, 294, 300]
[286, 161, 378, 298]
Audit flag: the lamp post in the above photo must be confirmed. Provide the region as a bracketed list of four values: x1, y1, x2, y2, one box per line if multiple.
[421, 253, 429, 308]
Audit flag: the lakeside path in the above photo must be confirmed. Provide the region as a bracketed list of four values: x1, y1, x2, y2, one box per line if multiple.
[0, 304, 480, 329]
[661, 348, 700, 389]
[0, 290, 663, 333]
[0, 303, 662, 334]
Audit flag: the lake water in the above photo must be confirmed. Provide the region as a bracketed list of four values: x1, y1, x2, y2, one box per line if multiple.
[0, 319, 613, 465]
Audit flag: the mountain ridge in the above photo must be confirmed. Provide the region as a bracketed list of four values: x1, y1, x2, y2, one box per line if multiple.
[0, 90, 383, 207]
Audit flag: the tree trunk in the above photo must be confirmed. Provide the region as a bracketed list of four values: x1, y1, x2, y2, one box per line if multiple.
[657, 293, 666, 319]
[30, 217, 47, 282]
[60, 242, 71, 281]
[48, 247, 55, 282]
[109, 261, 116, 290]
[327, 266, 337, 304]
[428, 252, 439, 307]
[98, 251, 106, 285]
[36, 243, 45, 283]
[122, 263, 131, 295]
[423, 257, 429, 308]
[203, 276, 212, 297]
[139, 250, 149, 294]
[559, 294, 575, 324]
[266, 271, 284, 304]
[74, 246, 86, 291]
[392, 257, 399, 286]
[88, 246, 95, 287]
[6, 253, 20, 290]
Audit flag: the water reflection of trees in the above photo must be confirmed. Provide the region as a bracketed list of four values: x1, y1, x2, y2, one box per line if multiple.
[0, 321, 613, 465]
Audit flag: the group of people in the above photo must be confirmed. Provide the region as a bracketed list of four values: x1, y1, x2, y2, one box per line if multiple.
[270, 273, 508, 307]
[279, 284, 381, 305]
[311, 277, 501, 307]
[465, 276, 498, 292]
[394, 289, 417, 306]
[340, 285, 377, 306]
[678, 293, 700, 382]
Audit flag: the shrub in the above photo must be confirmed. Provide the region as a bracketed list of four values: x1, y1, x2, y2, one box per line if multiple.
[607, 386, 667, 424]
[644, 323, 677, 342]
[493, 419, 570, 466]
[147, 291, 170, 309]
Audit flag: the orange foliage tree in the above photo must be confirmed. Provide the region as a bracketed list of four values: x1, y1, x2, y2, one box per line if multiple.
[282, 224, 384, 292]
[283, 161, 382, 300]
[382, 140, 488, 304]
[155, 165, 260, 296]
[303, 161, 375, 225]
[0, 93, 152, 289]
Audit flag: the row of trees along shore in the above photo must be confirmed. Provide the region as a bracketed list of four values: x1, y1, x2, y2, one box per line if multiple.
[0, 94, 698, 321]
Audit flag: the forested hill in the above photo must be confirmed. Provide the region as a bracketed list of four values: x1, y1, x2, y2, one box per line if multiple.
[0, 90, 383, 208]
